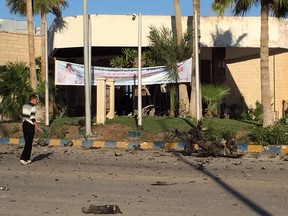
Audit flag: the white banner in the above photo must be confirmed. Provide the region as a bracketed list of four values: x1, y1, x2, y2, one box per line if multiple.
[55, 58, 192, 86]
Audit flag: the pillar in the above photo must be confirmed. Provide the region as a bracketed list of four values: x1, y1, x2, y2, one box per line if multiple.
[106, 79, 115, 119]
[96, 78, 106, 124]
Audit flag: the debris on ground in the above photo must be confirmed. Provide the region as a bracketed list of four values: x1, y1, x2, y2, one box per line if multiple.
[0, 186, 10, 191]
[82, 204, 122, 214]
[37, 139, 49, 147]
[63, 140, 73, 147]
[133, 143, 142, 150]
[281, 154, 288, 161]
[151, 181, 177, 186]
[170, 120, 241, 157]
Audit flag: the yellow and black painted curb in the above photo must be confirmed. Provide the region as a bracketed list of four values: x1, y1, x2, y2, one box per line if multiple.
[1, 137, 288, 154]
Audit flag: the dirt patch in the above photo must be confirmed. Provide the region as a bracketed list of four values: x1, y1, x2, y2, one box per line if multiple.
[0, 122, 249, 143]
[0, 122, 171, 142]
[0, 123, 22, 138]
[90, 124, 170, 141]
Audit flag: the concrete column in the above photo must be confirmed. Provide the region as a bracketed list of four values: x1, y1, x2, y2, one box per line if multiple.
[96, 78, 106, 124]
[106, 79, 115, 119]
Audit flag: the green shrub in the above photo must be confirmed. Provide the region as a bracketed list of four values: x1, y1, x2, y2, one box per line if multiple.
[9, 124, 21, 135]
[278, 115, 288, 125]
[241, 101, 263, 123]
[202, 84, 230, 117]
[248, 124, 288, 145]
[266, 124, 288, 145]
[201, 125, 236, 142]
[36, 124, 69, 139]
[248, 126, 268, 145]
[221, 127, 237, 141]
[0, 61, 44, 121]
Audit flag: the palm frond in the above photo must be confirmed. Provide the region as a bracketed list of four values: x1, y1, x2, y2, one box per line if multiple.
[0, 61, 34, 120]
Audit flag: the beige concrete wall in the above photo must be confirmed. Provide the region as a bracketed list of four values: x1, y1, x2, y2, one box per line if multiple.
[201, 16, 288, 48]
[273, 52, 288, 118]
[49, 15, 288, 52]
[226, 52, 288, 119]
[0, 31, 41, 66]
[226, 57, 261, 109]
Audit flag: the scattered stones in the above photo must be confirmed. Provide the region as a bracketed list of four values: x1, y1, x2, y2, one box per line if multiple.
[151, 181, 177, 186]
[37, 139, 49, 147]
[82, 204, 122, 214]
[232, 161, 242, 166]
[133, 144, 142, 150]
[114, 152, 122, 157]
[196, 163, 205, 170]
[63, 141, 73, 147]
[0, 186, 9, 191]
[282, 155, 288, 161]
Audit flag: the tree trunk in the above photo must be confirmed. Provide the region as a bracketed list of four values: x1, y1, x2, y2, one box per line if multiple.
[179, 84, 189, 116]
[27, 0, 37, 91]
[174, 0, 189, 116]
[41, 11, 47, 82]
[189, 0, 201, 117]
[173, 0, 183, 44]
[170, 85, 176, 116]
[260, 1, 273, 126]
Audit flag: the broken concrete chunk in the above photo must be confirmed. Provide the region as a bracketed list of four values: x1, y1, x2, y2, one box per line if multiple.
[82, 204, 122, 214]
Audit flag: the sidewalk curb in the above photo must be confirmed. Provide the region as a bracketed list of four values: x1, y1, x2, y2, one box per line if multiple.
[1, 137, 288, 154]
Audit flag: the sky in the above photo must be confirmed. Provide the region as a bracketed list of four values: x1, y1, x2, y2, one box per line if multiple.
[0, 0, 260, 27]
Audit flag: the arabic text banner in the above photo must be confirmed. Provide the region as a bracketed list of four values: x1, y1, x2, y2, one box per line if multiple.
[55, 58, 192, 86]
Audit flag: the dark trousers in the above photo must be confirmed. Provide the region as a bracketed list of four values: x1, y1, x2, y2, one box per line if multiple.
[20, 121, 35, 161]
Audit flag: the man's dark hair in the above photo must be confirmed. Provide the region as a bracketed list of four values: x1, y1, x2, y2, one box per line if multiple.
[29, 94, 38, 101]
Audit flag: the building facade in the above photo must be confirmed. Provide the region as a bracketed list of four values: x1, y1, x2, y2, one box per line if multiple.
[1, 15, 288, 119]
[0, 19, 41, 66]
[0, 31, 41, 66]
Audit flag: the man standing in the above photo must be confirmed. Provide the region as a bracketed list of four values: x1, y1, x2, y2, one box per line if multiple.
[20, 94, 43, 165]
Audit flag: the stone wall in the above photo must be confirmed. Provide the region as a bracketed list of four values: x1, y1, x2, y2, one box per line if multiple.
[0, 31, 41, 66]
[226, 52, 288, 119]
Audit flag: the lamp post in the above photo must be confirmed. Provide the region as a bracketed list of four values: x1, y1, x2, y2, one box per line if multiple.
[194, 10, 200, 122]
[83, 0, 91, 135]
[137, 13, 142, 130]
[45, 22, 49, 126]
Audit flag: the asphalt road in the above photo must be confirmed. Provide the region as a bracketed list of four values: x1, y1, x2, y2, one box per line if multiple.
[0, 144, 288, 216]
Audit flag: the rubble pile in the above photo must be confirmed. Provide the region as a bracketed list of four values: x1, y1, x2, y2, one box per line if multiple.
[170, 121, 239, 157]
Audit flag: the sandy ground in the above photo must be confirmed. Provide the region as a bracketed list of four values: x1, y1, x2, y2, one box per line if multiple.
[1, 144, 288, 216]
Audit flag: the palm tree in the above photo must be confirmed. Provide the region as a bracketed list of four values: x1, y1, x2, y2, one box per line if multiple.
[26, 0, 37, 90]
[173, 0, 190, 116]
[5, 0, 68, 83]
[148, 26, 192, 116]
[6, 0, 37, 90]
[212, 0, 288, 127]
[110, 48, 157, 68]
[35, 0, 68, 81]
[201, 84, 230, 117]
[189, 0, 201, 118]
[174, 0, 183, 45]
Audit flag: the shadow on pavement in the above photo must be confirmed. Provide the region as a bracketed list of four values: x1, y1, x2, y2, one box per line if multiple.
[32, 153, 53, 162]
[173, 152, 272, 216]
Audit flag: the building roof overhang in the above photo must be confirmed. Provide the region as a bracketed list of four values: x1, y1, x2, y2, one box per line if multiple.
[48, 15, 288, 64]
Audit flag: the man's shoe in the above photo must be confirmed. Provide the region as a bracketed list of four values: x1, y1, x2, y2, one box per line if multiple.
[20, 160, 28, 165]
[27, 160, 32, 164]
